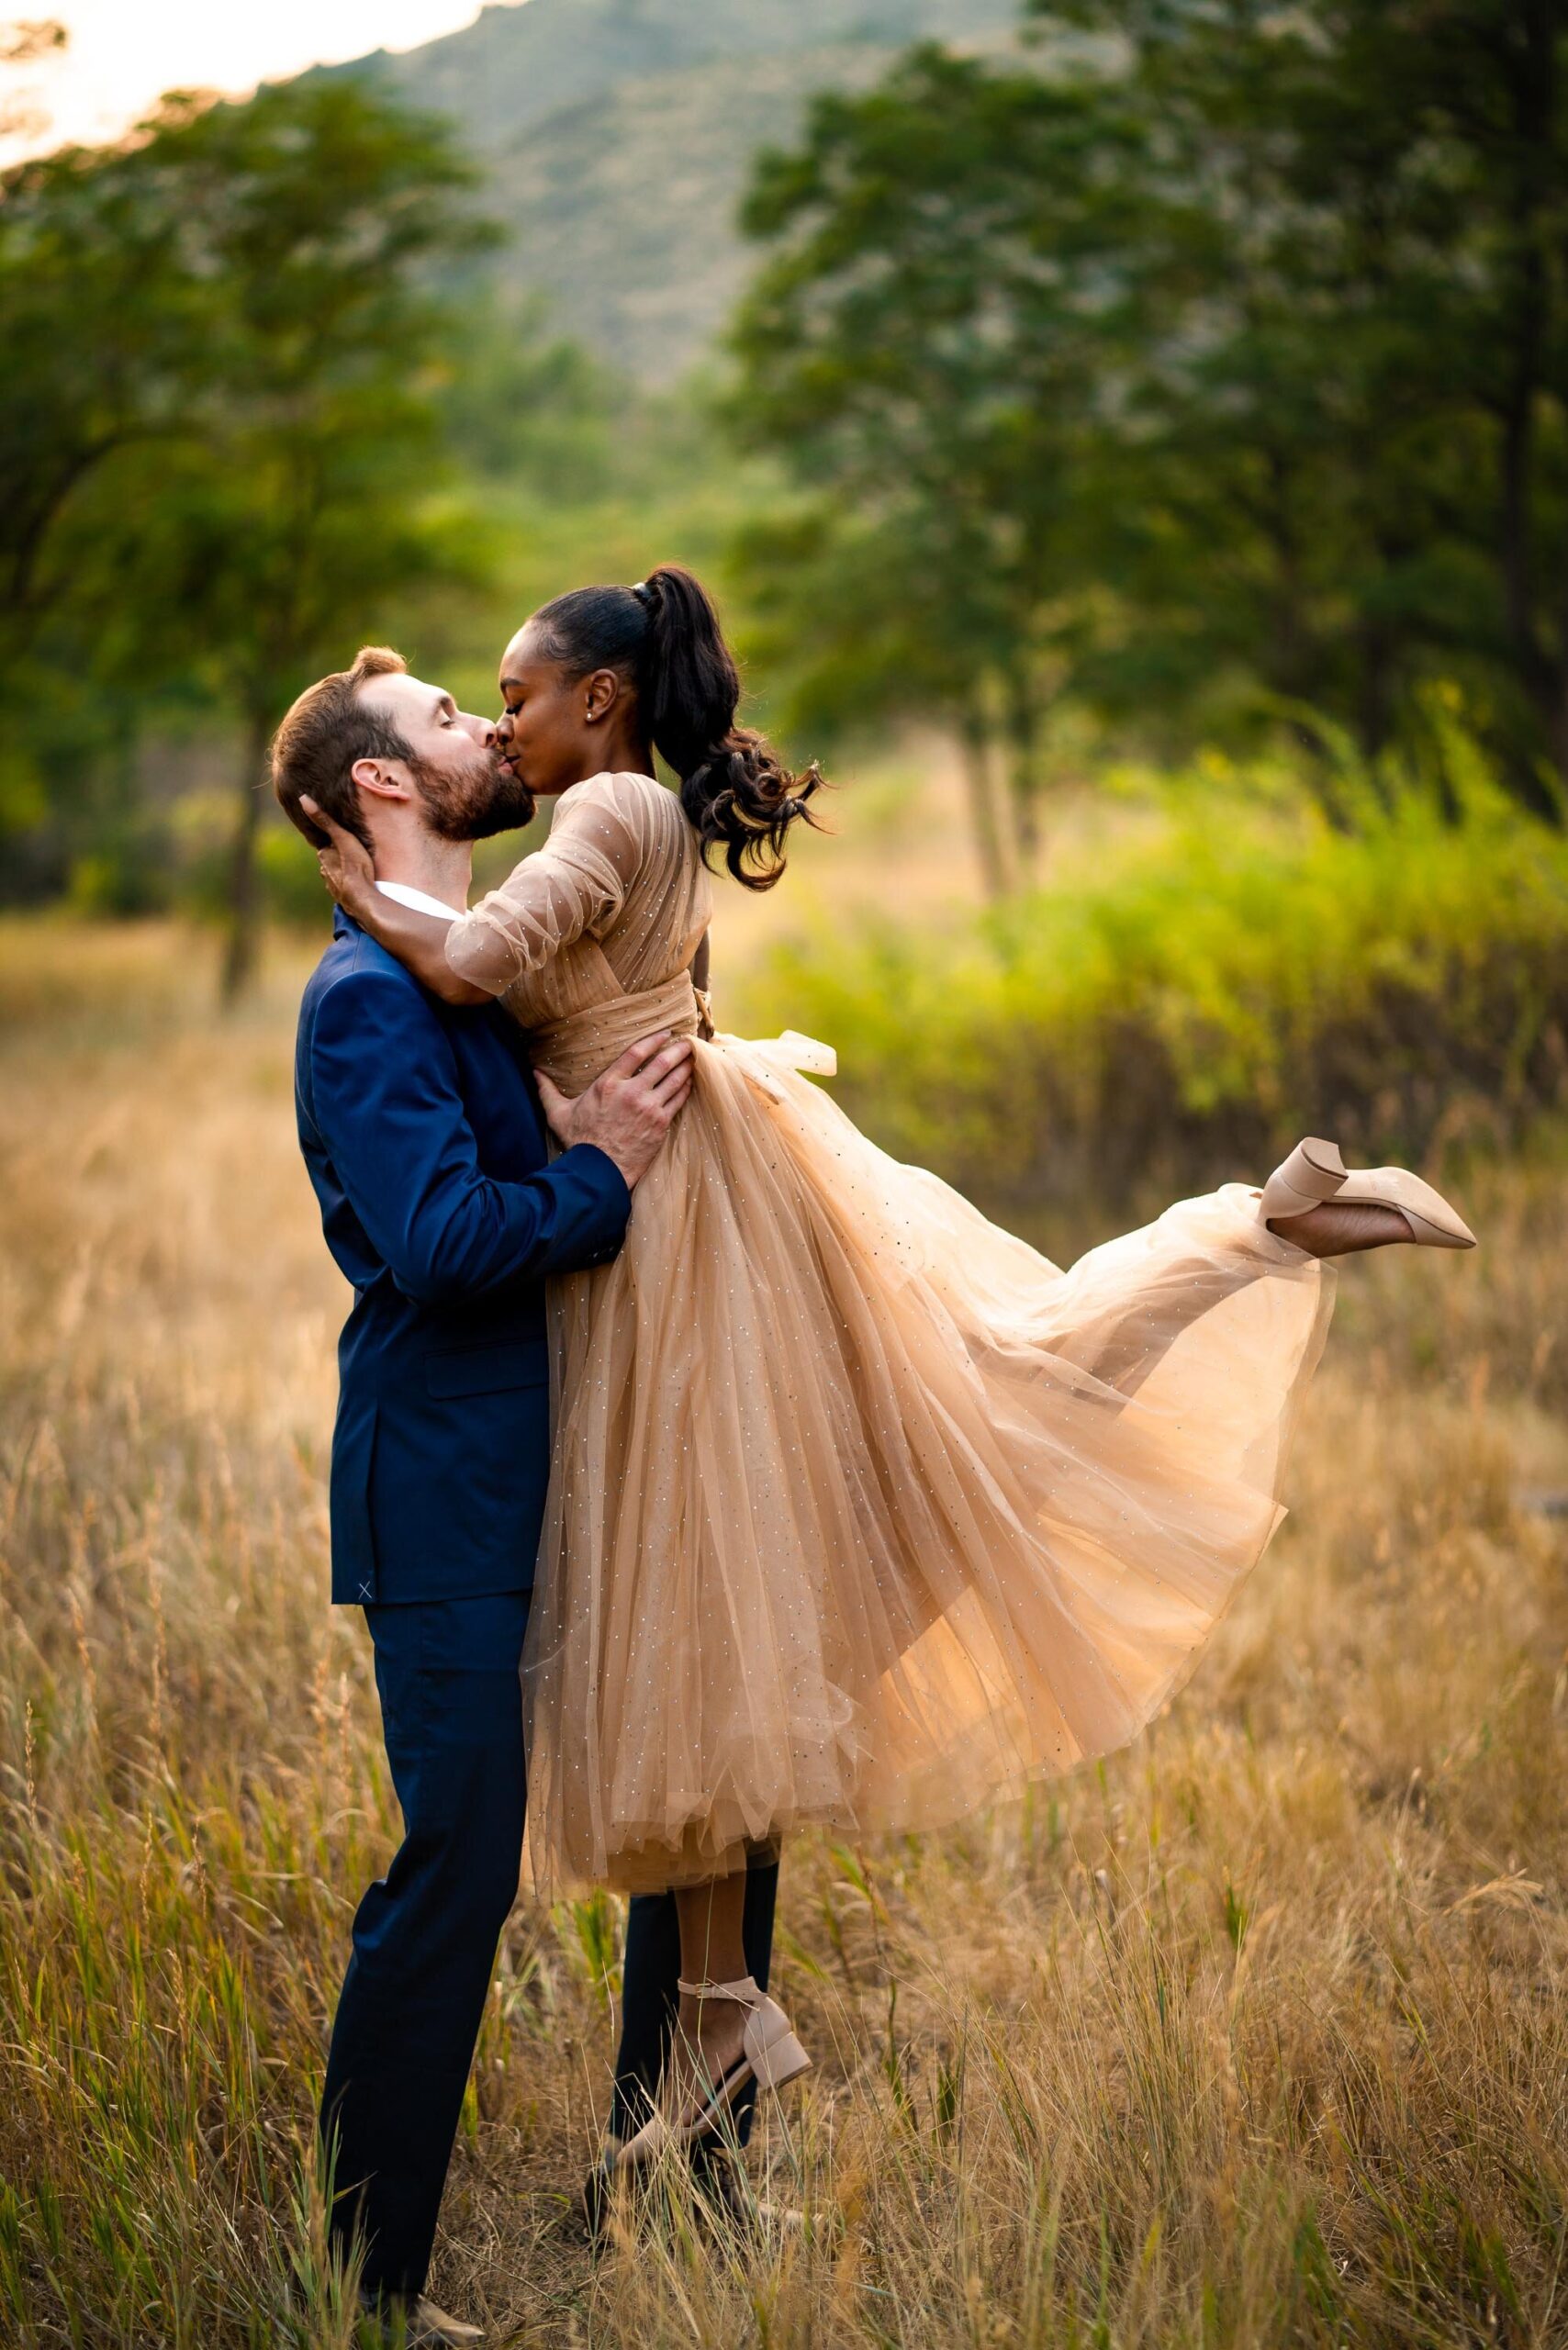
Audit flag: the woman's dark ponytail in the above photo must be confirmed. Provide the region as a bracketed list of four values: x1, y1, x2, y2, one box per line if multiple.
[529, 563, 823, 890]
[638, 565, 821, 891]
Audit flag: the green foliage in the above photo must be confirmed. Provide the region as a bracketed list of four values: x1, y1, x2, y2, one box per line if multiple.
[3, 71, 494, 677]
[437, 293, 617, 498]
[736, 739, 1568, 1220]
[0, 62, 798, 983]
[1048, 0, 1568, 805]
[96, 82, 502, 995]
[731, 44, 1154, 874]
[729, 0, 1568, 836]
[0, 76, 521, 988]
[0, 127, 200, 664]
[257, 825, 339, 931]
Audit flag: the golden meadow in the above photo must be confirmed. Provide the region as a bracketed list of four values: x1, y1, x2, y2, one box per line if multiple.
[3, 755, 1568, 2347]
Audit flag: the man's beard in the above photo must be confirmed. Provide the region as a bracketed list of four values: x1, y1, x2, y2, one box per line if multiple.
[415, 745, 536, 841]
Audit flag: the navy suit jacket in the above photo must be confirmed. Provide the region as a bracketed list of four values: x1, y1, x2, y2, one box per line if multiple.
[296, 909, 631, 1606]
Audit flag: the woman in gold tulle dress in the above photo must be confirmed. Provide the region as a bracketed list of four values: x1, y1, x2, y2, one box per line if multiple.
[316, 564, 1474, 2166]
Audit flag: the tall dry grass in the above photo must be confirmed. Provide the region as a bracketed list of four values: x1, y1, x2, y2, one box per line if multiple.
[1, 917, 1566, 2347]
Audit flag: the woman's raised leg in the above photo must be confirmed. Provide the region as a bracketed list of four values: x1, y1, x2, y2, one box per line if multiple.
[1060, 1137, 1473, 1403]
[1264, 1198, 1410, 1256]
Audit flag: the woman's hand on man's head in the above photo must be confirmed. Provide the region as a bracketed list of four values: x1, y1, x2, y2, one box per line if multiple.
[300, 798, 378, 921]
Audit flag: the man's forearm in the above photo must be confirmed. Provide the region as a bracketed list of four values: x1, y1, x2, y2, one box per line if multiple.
[381, 1147, 630, 1304]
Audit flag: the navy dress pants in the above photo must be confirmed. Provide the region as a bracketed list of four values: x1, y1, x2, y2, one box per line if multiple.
[320, 1595, 783, 2300]
[321, 1593, 532, 2301]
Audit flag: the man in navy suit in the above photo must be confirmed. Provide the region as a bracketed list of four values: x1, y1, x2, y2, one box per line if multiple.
[273, 647, 711, 2344]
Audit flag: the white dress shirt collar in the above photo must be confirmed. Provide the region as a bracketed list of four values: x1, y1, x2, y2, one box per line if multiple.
[375, 878, 466, 922]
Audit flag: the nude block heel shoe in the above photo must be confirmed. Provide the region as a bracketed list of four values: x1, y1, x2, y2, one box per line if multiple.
[1260, 1136, 1476, 1249]
[613, 1975, 812, 2177]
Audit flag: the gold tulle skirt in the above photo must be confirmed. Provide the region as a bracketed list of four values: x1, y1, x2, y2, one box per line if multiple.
[522, 1030, 1334, 1892]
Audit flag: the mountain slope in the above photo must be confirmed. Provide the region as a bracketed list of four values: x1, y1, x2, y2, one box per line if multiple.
[322, 0, 1018, 378]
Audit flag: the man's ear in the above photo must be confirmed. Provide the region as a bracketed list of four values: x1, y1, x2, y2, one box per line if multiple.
[350, 757, 414, 804]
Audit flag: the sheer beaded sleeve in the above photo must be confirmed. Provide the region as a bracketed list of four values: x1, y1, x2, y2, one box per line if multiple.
[444, 770, 652, 998]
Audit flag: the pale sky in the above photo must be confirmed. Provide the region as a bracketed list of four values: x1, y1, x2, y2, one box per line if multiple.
[2, 1, 512, 162]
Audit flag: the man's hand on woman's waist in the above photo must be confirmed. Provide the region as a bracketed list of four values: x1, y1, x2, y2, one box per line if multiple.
[537, 1031, 694, 1190]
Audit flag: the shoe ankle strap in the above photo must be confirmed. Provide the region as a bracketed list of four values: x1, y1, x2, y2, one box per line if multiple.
[677, 1975, 761, 2003]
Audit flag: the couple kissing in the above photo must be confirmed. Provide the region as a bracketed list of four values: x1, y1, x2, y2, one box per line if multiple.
[275, 564, 1474, 2344]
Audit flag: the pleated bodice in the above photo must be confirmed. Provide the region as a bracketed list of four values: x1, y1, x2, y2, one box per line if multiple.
[446, 771, 711, 1093]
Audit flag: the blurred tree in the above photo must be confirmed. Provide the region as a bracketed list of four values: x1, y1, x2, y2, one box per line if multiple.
[732, 496, 1019, 895]
[118, 83, 499, 997]
[0, 77, 502, 988]
[732, 4, 1568, 822]
[440, 291, 618, 499]
[729, 49, 1170, 876]
[1044, 0, 1568, 812]
[0, 95, 210, 887]
[0, 128, 196, 671]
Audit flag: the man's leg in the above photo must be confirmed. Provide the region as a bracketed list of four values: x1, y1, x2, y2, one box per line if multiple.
[320, 1591, 529, 2304]
[607, 1843, 779, 2149]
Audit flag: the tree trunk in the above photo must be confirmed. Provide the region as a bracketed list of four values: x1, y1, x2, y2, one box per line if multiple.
[220, 711, 271, 1004]
[1354, 609, 1396, 767]
[1003, 666, 1044, 873]
[1494, 0, 1562, 803]
[958, 707, 1010, 901]
[1548, 628, 1568, 810]
[1260, 451, 1316, 722]
[1498, 275, 1555, 771]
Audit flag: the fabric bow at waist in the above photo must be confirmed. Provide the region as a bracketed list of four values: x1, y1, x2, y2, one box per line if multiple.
[527, 970, 706, 1096]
